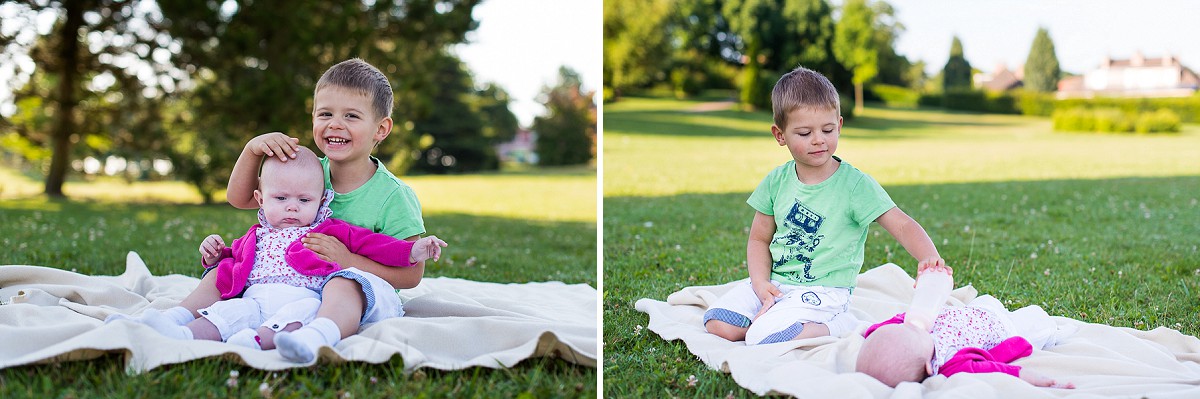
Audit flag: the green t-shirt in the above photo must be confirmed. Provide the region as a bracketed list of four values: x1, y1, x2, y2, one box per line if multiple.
[747, 157, 895, 288]
[321, 156, 425, 240]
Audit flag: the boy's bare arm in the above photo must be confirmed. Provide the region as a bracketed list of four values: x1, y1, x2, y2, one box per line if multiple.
[748, 211, 781, 313]
[876, 207, 944, 271]
[227, 133, 300, 209]
[304, 233, 425, 289]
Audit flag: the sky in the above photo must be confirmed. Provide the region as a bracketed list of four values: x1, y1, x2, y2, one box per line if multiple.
[454, 0, 602, 127]
[884, 0, 1200, 76]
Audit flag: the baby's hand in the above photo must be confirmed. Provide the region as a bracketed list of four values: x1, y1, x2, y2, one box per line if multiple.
[247, 132, 300, 162]
[409, 235, 449, 264]
[199, 234, 226, 266]
[1020, 369, 1075, 389]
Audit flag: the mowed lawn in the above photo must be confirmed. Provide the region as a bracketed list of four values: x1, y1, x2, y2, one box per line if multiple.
[603, 96, 1200, 397]
[0, 167, 597, 398]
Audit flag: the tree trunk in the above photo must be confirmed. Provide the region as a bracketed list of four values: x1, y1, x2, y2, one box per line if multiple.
[45, 0, 85, 198]
[855, 82, 864, 115]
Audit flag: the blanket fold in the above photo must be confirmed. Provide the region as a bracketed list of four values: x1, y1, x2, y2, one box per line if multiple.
[0, 252, 596, 373]
[636, 263, 1200, 398]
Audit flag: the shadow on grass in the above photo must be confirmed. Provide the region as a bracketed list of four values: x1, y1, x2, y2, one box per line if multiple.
[1, 202, 597, 287]
[605, 102, 1031, 140]
[603, 175, 1200, 396]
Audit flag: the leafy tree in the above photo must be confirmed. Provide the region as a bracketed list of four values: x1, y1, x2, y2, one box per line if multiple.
[410, 53, 490, 174]
[1, 0, 174, 197]
[833, 0, 878, 114]
[157, 0, 481, 200]
[533, 67, 596, 166]
[603, 0, 674, 98]
[723, 0, 834, 109]
[942, 36, 973, 91]
[1024, 27, 1061, 93]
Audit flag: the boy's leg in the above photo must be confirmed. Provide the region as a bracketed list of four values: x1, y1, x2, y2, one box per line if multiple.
[744, 287, 851, 345]
[316, 276, 367, 338]
[178, 270, 224, 317]
[702, 282, 762, 342]
[276, 269, 402, 362]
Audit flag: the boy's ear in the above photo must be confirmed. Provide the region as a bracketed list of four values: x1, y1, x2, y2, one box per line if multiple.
[374, 116, 393, 143]
[771, 125, 786, 146]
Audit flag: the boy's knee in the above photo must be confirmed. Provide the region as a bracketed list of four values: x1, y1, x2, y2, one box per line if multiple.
[705, 320, 748, 342]
[324, 276, 363, 292]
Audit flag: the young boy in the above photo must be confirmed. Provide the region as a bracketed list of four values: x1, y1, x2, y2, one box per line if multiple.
[112, 59, 427, 362]
[703, 65, 946, 345]
[143, 147, 446, 351]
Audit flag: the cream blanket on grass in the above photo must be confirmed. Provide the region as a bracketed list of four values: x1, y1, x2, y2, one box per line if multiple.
[635, 263, 1200, 398]
[0, 252, 596, 373]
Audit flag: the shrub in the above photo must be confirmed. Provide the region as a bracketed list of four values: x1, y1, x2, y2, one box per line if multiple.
[1135, 109, 1182, 133]
[869, 84, 920, 108]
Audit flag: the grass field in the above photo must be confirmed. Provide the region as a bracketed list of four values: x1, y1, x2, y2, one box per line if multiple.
[0, 166, 597, 398]
[603, 97, 1200, 397]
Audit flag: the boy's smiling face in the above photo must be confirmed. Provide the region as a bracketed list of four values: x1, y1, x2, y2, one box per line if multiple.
[771, 106, 842, 172]
[312, 85, 392, 163]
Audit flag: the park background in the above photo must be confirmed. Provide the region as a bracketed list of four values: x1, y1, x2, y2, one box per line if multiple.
[604, 0, 1200, 396]
[0, 0, 599, 397]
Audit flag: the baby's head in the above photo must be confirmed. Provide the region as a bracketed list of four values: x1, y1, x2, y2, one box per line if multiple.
[770, 65, 841, 132]
[254, 146, 326, 228]
[856, 323, 935, 387]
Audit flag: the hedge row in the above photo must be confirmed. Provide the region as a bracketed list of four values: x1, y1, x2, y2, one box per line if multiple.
[1051, 107, 1181, 134]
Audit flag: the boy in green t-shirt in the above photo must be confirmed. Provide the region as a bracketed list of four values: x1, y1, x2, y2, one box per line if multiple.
[703, 65, 946, 345]
[110, 59, 428, 362]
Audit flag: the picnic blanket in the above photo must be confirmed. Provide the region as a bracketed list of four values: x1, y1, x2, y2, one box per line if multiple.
[636, 263, 1200, 398]
[0, 252, 596, 373]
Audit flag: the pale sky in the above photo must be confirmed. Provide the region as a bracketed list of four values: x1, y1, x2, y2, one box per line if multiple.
[885, 0, 1200, 75]
[454, 0, 602, 127]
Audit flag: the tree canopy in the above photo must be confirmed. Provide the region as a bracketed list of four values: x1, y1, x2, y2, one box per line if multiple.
[533, 67, 596, 166]
[1024, 27, 1061, 93]
[942, 36, 973, 91]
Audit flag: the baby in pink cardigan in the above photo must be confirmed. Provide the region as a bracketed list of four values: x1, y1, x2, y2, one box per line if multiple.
[135, 147, 446, 352]
[855, 266, 1075, 389]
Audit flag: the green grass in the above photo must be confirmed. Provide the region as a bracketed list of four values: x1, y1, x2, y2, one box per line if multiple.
[0, 168, 597, 398]
[602, 97, 1200, 397]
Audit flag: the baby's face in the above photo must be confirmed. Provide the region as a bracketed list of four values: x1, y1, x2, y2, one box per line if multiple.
[256, 173, 325, 228]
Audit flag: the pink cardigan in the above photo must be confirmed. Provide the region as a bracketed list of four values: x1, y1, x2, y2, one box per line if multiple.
[863, 313, 1033, 378]
[209, 218, 414, 299]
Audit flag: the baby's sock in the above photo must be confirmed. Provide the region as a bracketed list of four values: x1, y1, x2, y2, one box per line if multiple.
[275, 317, 341, 363]
[145, 314, 195, 340]
[105, 306, 195, 326]
[227, 329, 262, 350]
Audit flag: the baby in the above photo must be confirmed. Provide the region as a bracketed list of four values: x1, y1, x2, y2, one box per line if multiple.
[125, 147, 446, 353]
[856, 267, 1075, 388]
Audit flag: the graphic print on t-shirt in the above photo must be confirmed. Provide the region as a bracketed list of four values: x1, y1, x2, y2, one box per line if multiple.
[772, 200, 825, 282]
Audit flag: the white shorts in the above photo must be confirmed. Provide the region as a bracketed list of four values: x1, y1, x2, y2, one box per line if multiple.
[703, 280, 858, 344]
[322, 267, 405, 326]
[199, 283, 321, 340]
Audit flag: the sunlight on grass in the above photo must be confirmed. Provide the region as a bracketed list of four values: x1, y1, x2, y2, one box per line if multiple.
[0, 166, 597, 223]
[604, 98, 1200, 197]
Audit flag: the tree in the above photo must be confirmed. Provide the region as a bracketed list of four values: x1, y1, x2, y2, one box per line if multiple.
[533, 67, 596, 166]
[942, 36, 973, 91]
[603, 0, 674, 98]
[157, 0, 481, 200]
[1, 0, 175, 197]
[723, 0, 834, 109]
[1024, 27, 1061, 93]
[833, 0, 878, 114]
[410, 53, 491, 174]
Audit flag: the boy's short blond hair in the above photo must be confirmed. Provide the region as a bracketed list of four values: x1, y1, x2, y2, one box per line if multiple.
[771, 65, 841, 128]
[315, 58, 394, 122]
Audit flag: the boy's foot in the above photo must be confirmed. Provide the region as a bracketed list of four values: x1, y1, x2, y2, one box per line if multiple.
[227, 329, 262, 350]
[274, 318, 341, 363]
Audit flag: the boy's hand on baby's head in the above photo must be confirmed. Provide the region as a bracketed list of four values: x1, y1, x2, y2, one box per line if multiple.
[248, 132, 300, 162]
